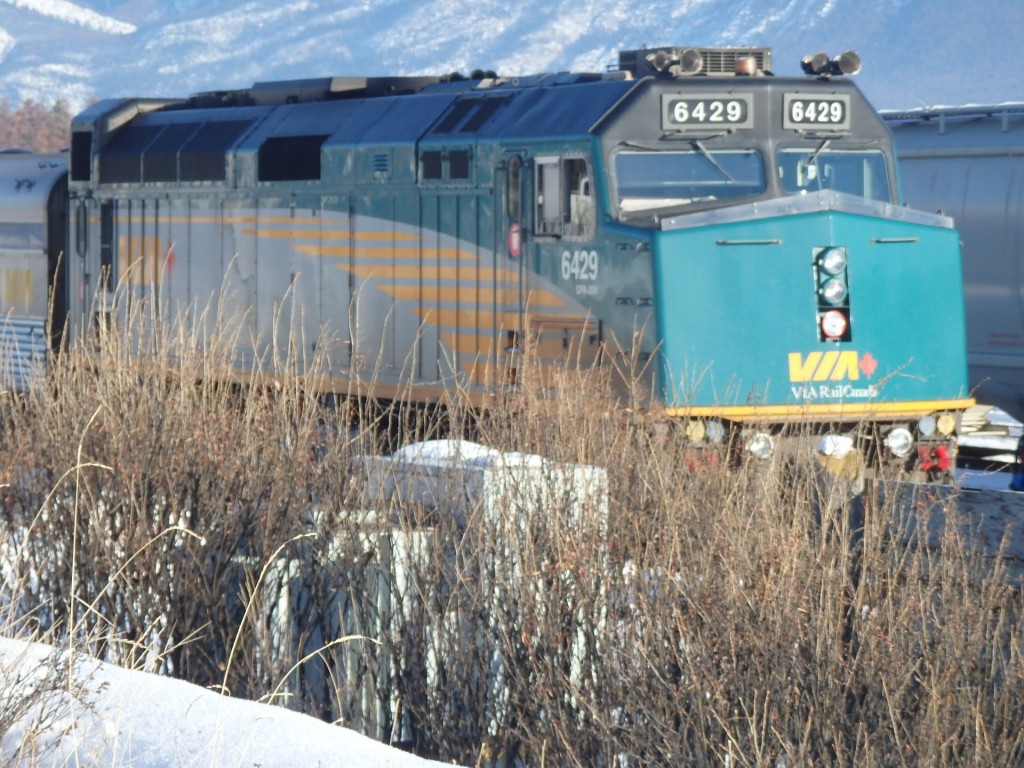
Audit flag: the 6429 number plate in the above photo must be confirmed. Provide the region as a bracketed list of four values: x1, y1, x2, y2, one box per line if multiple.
[783, 93, 851, 130]
[661, 93, 753, 131]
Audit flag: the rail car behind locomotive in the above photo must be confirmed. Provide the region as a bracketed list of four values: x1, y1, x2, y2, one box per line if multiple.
[0, 46, 974, 468]
[884, 104, 1024, 421]
[0, 151, 66, 391]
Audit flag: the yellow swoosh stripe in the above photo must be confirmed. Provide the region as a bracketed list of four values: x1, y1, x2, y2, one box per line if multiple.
[380, 284, 565, 308]
[293, 244, 477, 260]
[666, 398, 976, 421]
[326, 263, 513, 281]
[248, 228, 421, 242]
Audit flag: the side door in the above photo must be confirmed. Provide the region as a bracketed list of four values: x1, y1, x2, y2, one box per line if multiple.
[528, 153, 602, 370]
[278, 192, 326, 376]
[318, 193, 352, 372]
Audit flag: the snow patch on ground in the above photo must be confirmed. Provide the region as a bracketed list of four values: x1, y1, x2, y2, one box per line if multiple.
[0, 636, 462, 767]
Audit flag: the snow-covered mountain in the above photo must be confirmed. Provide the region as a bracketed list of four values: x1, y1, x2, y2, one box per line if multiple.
[0, 0, 1019, 114]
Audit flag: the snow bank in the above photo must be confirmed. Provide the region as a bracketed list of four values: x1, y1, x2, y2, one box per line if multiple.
[0, 636, 461, 767]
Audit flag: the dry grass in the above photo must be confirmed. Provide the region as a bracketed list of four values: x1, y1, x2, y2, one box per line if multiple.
[0, 295, 1022, 767]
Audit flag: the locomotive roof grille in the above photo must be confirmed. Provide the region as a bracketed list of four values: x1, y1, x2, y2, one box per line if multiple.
[97, 119, 251, 184]
[701, 48, 770, 75]
[433, 100, 475, 133]
[460, 96, 511, 132]
[431, 95, 512, 135]
[143, 122, 201, 182]
[618, 47, 772, 78]
[98, 125, 161, 183]
[179, 120, 250, 182]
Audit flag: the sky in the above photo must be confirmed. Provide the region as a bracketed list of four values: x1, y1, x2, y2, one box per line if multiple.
[0, 0, 1020, 112]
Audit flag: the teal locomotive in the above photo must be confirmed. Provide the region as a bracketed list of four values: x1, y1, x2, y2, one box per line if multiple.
[0, 46, 973, 468]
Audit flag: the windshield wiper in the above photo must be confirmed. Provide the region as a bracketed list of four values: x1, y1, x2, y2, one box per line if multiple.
[691, 139, 736, 183]
[807, 137, 832, 164]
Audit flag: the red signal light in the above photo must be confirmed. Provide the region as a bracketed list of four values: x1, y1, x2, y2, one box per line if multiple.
[820, 310, 848, 339]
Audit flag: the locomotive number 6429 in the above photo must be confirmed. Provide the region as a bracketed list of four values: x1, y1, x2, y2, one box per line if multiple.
[661, 94, 753, 130]
[783, 93, 850, 129]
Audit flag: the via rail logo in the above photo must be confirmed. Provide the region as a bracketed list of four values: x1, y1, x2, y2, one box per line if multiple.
[789, 350, 879, 400]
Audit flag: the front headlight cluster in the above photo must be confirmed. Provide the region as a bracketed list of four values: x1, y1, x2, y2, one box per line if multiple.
[814, 246, 851, 341]
[815, 414, 960, 465]
[879, 413, 958, 460]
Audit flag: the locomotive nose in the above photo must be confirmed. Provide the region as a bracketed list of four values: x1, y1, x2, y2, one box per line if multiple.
[652, 192, 970, 424]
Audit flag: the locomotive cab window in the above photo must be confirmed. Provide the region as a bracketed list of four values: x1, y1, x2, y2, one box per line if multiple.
[534, 156, 594, 239]
[614, 148, 765, 218]
[777, 148, 891, 202]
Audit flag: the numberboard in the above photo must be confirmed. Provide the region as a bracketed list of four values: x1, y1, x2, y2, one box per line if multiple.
[661, 93, 754, 131]
[782, 93, 851, 131]
[660, 92, 853, 132]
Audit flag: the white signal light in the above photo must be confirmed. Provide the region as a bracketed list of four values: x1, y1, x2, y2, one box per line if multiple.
[820, 277, 848, 305]
[819, 249, 847, 275]
[820, 310, 848, 339]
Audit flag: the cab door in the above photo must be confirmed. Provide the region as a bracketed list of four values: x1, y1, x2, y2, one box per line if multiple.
[527, 153, 602, 371]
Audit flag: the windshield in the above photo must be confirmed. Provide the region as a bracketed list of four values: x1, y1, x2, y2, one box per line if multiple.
[614, 148, 765, 214]
[778, 148, 892, 202]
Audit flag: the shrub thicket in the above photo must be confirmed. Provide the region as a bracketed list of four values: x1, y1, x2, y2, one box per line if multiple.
[1, 300, 1022, 767]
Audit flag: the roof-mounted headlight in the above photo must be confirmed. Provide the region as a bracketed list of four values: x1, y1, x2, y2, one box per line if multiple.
[800, 52, 830, 75]
[801, 50, 861, 77]
[645, 48, 703, 76]
[831, 50, 862, 76]
[677, 48, 704, 75]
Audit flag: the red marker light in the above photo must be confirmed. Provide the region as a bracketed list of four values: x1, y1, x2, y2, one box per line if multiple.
[820, 310, 847, 339]
[507, 223, 521, 258]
